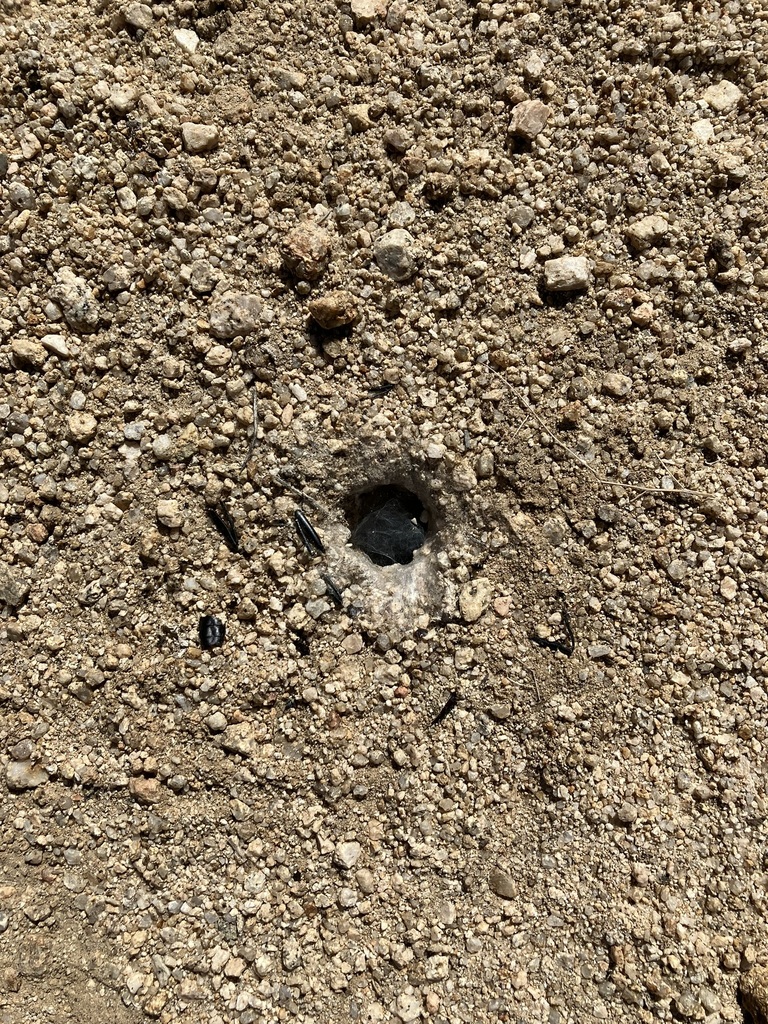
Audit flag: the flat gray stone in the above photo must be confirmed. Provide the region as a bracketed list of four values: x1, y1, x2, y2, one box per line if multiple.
[489, 868, 516, 899]
[209, 291, 262, 339]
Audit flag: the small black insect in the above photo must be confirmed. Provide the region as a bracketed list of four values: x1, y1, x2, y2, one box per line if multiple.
[367, 382, 396, 397]
[199, 615, 226, 650]
[288, 626, 310, 657]
[321, 572, 344, 609]
[206, 501, 239, 554]
[284, 696, 308, 711]
[294, 509, 325, 555]
[431, 690, 460, 726]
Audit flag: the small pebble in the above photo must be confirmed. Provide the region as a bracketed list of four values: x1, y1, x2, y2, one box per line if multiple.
[720, 576, 738, 600]
[601, 371, 632, 397]
[459, 578, 493, 622]
[129, 777, 162, 805]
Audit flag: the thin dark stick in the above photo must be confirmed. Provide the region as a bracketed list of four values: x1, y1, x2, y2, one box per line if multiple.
[273, 473, 322, 511]
[491, 369, 711, 499]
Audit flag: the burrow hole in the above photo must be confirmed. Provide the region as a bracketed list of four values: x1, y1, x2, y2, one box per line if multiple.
[344, 485, 432, 567]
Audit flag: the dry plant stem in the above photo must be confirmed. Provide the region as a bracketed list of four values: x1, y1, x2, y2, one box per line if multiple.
[492, 370, 710, 500]
[271, 472, 324, 512]
[515, 658, 542, 704]
[240, 388, 260, 471]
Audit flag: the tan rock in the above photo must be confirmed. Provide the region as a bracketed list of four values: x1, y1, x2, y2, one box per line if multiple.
[282, 222, 332, 280]
[156, 499, 183, 529]
[602, 371, 632, 397]
[68, 412, 98, 443]
[308, 289, 358, 329]
[489, 868, 517, 899]
[347, 104, 373, 132]
[510, 99, 551, 140]
[703, 80, 742, 113]
[351, 0, 387, 24]
[6, 761, 48, 791]
[123, 2, 153, 30]
[543, 255, 592, 291]
[11, 338, 46, 368]
[221, 722, 265, 758]
[208, 291, 261, 338]
[459, 578, 493, 622]
[626, 214, 668, 251]
[740, 965, 768, 1024]
[129, 777, 162, 805]
[181, 122, 219, 154]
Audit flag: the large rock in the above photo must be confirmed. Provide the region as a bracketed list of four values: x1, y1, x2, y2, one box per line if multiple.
[543, 255, 592, 291]
[740, 965, 768, 1024]
[510, 99, 551, 140]
[208, 291, 262, 339]
[221, 722, 265, 758]
[308, 289, 358, 329]
[123, 1, 153, 30]
[703, 80, 742, 113]
[6, 760, 48, 791]
[282, 222, 331, 281]
[374, 229, 420, 281]
[50, 268, 99, 333]
[626, 214, 668, 251]
[351, 0, 388, 24]
[0, 565, 29, 610]
[334, 841, 362, 870]
[181, 122, 220, 154]
[11, 338, 46, 368]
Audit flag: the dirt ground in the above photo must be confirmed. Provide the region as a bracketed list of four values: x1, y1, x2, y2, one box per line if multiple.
[1, 1, 768, 1022]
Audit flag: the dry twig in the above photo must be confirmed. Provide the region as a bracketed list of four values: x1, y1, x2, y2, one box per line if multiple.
[491, 370, 710, 500]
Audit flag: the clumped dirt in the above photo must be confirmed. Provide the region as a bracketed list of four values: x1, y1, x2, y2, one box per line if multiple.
[1, 1, 768, 1023]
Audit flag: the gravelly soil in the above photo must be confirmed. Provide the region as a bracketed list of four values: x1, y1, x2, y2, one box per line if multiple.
[1, 1, 768, 1023]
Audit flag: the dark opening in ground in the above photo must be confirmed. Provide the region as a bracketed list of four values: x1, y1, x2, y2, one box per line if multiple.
[345, 485, 430, 566]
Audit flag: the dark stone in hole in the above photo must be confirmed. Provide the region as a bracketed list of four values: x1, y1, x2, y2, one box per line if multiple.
[345, 485, 429, 566]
